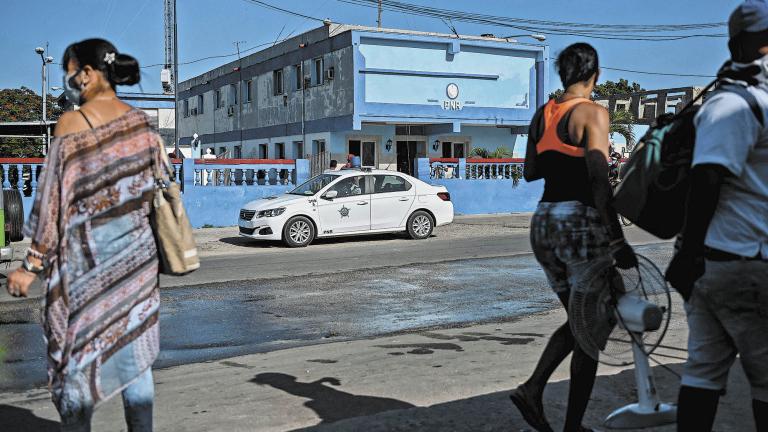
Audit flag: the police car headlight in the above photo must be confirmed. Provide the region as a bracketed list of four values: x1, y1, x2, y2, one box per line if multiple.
[257, 207, 286, 218]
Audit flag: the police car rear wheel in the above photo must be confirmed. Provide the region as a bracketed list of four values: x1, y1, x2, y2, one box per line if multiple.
[407, 211, 433, 240]
[283, 216, 314, 247]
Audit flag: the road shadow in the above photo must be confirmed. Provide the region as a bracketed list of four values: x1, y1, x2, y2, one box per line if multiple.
[0, 405, 59, 432]
[291, 362, 756, 432]
[220, 232, 435, 249]
[251, 373, 415, 424]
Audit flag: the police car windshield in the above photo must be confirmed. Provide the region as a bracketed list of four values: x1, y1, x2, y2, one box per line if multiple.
[289, 173, 340, 196]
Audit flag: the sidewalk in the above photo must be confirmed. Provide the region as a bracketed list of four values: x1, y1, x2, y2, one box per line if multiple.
[0, 307, 755, 431]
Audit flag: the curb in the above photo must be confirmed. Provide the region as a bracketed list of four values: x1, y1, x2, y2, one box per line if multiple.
[0, 296, 42, 324]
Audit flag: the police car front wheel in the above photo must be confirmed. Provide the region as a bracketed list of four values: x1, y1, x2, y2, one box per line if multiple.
[283, 216, 315, 247]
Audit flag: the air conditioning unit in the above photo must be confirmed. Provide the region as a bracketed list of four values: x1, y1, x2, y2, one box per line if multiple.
[325, 67, 335, 81]
[227, 105, 235, 116]
[190, 107, 198, 116]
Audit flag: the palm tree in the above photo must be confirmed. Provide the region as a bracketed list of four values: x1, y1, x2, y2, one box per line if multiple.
[469, 147, 513, 159]
[609, 109, 636, 151]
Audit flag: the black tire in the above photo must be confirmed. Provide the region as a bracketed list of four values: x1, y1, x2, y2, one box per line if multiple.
[282, 216, 315, 247]
[3, 189, 24, 242]
[407, 210, 434, 240]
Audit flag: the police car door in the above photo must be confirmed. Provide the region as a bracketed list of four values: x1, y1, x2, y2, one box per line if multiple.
[371, 174, 415, 230]
[317, 175, 371, 234]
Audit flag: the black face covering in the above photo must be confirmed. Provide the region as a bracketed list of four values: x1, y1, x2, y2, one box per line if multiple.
[729, 29, 768, 63]
[62, 69, 85, 106]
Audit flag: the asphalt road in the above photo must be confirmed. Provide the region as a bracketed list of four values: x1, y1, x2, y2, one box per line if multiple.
[0, 231, 671, 391]
[161, 226, 661, 287]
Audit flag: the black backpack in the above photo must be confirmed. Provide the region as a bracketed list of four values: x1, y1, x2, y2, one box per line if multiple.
[613, 80, 764, 239]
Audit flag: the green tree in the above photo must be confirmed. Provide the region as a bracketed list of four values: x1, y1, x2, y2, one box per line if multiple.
[549, 78, 645, 100]
[469, 147, 512, 159]
[0, 87, 63, 157]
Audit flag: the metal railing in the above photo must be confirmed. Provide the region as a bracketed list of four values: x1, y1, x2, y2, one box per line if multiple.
[192, 159, 298, 186]
[428, 158, 524, 184]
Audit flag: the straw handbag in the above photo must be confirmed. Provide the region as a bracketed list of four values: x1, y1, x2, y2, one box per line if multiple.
[151, 138, 200, 275]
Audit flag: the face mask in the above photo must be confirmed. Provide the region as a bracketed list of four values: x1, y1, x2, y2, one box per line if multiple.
[62, 70, 85, 106]
[721, 54, 768, 85]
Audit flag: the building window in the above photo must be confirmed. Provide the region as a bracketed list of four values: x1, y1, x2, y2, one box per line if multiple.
[293, 141, 304, 158]
[234, 145, 242, 159]
[229, 84, 237, 105]
[183, 98, 189, 117]
[312, 58, 324, 86]
[215, 89, 223, 109]
[294, 64, 303, 90]
[219, 146, 227, 157]
[273, 69, 284, 96]
[312, 139, 326, 154]
[275, 142, 285, 159]
[244, 80, 253, 103]
[258, 144, 268, 159]
[197, 94, 204, 114]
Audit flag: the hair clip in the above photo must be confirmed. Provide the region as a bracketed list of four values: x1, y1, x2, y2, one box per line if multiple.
[104, 52, 116, 65]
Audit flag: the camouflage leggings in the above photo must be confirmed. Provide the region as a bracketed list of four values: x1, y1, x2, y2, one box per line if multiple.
[530, 201, 612, 294]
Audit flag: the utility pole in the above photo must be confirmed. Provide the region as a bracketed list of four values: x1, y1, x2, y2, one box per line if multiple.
[234, 40, 246, 151]
[377, 0, 382, 28]
[35, 44, 53, 151]
[163, 0, 179, 156]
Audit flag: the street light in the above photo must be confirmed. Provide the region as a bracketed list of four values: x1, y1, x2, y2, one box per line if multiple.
[35, 45, 54, 150]
[504, 34, 547, 42]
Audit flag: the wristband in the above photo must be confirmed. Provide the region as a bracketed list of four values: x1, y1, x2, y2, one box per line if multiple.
[22, 256, 45, 274]
[26, 247, 45, 260]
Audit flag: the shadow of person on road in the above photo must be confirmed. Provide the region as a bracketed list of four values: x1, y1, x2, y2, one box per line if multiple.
[0, 405, 59, 432]
[251, 372, 415, 424]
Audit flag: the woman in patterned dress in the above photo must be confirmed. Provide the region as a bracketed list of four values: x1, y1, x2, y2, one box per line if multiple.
[7, 39, 166, 432]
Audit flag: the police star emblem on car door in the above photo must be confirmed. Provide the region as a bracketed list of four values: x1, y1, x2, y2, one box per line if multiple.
[339, 205, 350, 218]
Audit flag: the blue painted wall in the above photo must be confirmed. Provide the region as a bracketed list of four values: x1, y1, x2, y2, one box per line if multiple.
[182, 186, 295, 228]
[429, 179, 543, 215]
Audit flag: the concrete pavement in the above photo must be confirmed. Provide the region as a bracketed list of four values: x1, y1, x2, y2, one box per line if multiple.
[0, 307, 757, 431]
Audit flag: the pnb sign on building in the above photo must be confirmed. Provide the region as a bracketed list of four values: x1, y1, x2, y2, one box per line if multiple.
[177, 23, 548, 174]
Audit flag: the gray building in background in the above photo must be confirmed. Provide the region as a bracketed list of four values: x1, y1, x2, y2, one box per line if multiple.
[177, 22, 548, 174]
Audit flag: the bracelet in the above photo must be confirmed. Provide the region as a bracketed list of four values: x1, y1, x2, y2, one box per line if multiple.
[26, 247, 45, 260]
[22, 256, 45, 274]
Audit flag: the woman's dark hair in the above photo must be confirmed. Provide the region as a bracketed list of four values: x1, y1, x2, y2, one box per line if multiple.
[556, 43, 599, 88]
[62, 38, 140, 87]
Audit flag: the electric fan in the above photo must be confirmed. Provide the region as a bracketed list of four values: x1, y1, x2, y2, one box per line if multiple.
[570, 254, 677, 429]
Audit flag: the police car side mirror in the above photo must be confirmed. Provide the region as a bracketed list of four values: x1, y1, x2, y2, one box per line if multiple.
[322, 190, 338, 200]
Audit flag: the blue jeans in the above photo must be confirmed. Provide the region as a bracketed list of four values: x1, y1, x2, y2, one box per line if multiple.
[59, 368, 154, 432]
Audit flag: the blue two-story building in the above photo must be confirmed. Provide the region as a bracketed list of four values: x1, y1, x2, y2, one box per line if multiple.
[177, 23, 548, 174]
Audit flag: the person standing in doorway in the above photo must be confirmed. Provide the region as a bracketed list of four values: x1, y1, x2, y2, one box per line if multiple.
[511, 43, 636, 432]
[666, 1, 768, 430]
[7, 39, 164, 432]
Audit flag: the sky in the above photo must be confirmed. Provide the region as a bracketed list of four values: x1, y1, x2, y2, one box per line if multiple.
[2, 0, 743, 97]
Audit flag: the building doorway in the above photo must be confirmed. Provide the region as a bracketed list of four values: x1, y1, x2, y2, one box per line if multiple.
[348, 139, 376, 167]
[396, 141, 425, 175]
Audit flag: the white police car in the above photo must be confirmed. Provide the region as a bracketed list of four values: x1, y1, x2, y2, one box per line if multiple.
[238, 169, 454, 247]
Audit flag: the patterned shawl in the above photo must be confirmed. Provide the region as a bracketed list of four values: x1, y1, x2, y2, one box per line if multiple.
[24, 109, 162, 410]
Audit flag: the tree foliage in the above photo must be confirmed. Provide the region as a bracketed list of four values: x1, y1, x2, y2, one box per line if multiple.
[609, 109, 636, 148]
[549, 78, 645, 100]
[469, 146, 513, 159]
[0, 87, 63, 157]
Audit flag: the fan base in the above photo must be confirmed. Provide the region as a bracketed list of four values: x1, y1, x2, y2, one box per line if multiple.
[603, 403, 677, 429]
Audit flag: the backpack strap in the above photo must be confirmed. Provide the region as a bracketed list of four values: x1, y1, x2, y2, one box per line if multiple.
[718, 83, 765, 127]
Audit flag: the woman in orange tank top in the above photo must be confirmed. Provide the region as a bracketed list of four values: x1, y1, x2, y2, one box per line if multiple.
[509, 43, 637, 432]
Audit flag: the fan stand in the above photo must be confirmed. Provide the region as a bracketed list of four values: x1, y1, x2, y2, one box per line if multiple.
[603, 332, 677, 429]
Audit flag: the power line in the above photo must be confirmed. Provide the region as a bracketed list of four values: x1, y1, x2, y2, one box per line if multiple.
[238, 0, 326, 22]
[338, 0, 727, 41]
[602, 66, 716, 78]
